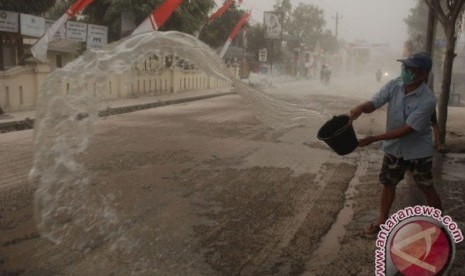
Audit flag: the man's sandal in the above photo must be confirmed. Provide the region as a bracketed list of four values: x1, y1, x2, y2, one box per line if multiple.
[364, 223, 381, 235]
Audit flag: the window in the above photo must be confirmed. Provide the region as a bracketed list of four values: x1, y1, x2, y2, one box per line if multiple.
[5, 86, 10, 108]
[56, 55, 63, 68]
[19, 86, 23, 105]
[2, 42, 16, 70]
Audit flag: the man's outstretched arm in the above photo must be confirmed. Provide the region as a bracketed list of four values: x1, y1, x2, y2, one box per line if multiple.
[349, 101, 376, 121]
[359, 124, 414, 147]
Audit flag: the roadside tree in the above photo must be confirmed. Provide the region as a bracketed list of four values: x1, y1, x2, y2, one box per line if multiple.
[424, 0, 465, 145]
[246, 24, 266, 61]
[0, 0, 56, 15]
[273, 0, 292, 32]
[288, 3, 325, 49]
[405, 0, 430, 52]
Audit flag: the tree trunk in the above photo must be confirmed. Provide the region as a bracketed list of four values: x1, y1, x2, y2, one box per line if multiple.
[0, 33, 4, 71]
[425, 7, 436, 55]
[438, 27, 457, 145]
[425, 6, 436, 90]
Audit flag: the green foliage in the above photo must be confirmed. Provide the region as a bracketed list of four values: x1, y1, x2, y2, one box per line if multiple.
[288, 3, 326, 49]
[164, 0, 214, 34]
[199, 2, 247, 49]
[318, 29, 337, 54]
[404, 0, 429, 52]
[273, 0, 292, 31]
[47, 0, 74, 18]
[259, 1, 337, 63]
[0, 0, 56, 15]
[246, 24, 266, 59]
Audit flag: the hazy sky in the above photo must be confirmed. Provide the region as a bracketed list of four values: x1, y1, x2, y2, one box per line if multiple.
[216, 0, 417, 52]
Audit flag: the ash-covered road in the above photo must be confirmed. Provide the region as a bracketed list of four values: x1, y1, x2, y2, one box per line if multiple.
[1, 77, 464, 275]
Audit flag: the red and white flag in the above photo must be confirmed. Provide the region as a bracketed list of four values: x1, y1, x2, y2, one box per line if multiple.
[31, 0, 94, 62]
[219, 12, 250, 58]
[132, 0, 184, 35]
[207, 0, 234, 24]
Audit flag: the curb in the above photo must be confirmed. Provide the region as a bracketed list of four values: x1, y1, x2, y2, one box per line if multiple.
[0, 90, 237, 134]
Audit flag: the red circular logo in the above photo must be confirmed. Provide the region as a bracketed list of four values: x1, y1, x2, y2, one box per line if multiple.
[390, 220, 451, 276]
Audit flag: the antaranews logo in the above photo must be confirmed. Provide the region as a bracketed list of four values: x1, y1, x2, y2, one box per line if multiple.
[375, 205, 463, 276]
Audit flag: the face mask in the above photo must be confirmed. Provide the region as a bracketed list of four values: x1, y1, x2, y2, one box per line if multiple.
[401, 66, 415, 84]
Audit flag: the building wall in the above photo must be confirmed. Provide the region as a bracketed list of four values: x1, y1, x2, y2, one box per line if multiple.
[0, 66, 38, 111]
[0, 64, 234, 112]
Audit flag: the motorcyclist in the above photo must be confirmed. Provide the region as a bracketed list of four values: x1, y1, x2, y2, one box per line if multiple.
[320, 64, 331, 84]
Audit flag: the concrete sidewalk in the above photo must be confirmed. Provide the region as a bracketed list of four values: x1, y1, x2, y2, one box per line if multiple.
[0, 87, 235, 133]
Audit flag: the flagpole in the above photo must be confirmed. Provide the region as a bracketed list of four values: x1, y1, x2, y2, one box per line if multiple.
[219, 12, 250, 59]
[219, 39, 232, 58]
[198, 0, 236, 38]
[132, 0, 184, 35]
[31, 0, 94, 62]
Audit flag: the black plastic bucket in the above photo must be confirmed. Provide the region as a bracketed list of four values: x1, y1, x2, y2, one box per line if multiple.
[317, 115, 358, 155]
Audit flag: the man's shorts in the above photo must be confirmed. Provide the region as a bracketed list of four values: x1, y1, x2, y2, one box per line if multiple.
[379, 154, 434, 187]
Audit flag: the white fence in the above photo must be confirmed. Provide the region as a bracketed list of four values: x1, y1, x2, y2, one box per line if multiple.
[0, 64, 235, 112]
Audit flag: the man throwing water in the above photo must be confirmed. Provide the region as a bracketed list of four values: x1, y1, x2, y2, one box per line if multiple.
[349, 52, 442, 234]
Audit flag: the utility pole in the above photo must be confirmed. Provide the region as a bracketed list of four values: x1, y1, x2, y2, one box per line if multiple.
[333, 12, 343, 42]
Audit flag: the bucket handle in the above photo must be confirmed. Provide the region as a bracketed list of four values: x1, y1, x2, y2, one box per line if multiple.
[330, 114, 351, 138]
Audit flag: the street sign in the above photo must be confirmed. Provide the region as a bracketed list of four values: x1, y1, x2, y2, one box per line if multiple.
[20, 13, 45, 38]
[67, 21, 87, 42]
[264, 12, 283, 39]
[0, 10, 19, 33]
[87, 24, 108, 49]
[259, 48, 267, 62]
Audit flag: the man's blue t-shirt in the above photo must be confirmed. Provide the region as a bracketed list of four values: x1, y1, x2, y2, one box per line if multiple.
[371, 78, 436, 160]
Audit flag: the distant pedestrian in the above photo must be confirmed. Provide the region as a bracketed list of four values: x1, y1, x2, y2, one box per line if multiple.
[320, 64, 331, 84]
[376, 69, 382, 82]
[349, 52, 442, 234]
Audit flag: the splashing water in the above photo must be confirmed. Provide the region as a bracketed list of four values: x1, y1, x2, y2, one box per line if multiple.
[29, 31, 331, 271]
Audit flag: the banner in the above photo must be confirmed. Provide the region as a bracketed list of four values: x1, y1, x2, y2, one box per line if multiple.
[264, 11, 283, 39]
[0, 10, 19, 33]
[219, 12, 250, 58]
[31, 0, 94, 62]
[67, 0, 93, 17]
[132, 0, 184, 35]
